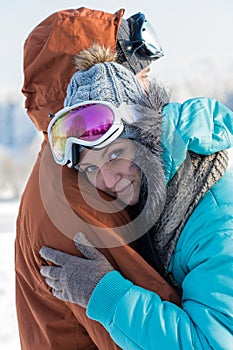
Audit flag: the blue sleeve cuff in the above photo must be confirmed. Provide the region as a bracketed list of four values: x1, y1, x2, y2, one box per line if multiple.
[86, 270, 133, 326]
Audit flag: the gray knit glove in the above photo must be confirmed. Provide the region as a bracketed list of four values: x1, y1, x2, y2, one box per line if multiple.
[40, 232, 114, 308]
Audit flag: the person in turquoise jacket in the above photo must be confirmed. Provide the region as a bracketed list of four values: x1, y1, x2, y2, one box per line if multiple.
[40, 45, 233, 349]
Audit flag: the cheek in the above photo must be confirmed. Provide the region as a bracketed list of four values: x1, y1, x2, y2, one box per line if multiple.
[130, 163, 141, 179]
[87, 172, 104, 191]
[134, 170, 142, 193]
[133, 165, 142, 186]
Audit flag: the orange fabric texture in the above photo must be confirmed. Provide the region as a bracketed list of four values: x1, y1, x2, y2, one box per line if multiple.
[16, 8, 181, 349]
[22, 7, 124, 132]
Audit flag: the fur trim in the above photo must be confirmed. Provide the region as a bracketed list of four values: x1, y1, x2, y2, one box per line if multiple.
[74, 43, 116, 71]
[130, 80, 172, 230]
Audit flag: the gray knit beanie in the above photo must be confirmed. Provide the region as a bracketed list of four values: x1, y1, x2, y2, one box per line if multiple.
[64, 60, 143, 108]
[64, 45, 145, 149]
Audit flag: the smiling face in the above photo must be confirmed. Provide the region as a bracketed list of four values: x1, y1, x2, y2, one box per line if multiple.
[78, 139, 141, 205]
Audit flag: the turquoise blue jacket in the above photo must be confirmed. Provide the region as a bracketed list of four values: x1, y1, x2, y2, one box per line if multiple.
[87, 98, 233, 350]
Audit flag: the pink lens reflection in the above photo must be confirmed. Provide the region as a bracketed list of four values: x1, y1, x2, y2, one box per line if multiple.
[51, 104, 115, 160]
[63, 104, 114, 141]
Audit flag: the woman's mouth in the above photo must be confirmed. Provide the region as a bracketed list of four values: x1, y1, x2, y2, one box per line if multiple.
[114, 180, 135, 201]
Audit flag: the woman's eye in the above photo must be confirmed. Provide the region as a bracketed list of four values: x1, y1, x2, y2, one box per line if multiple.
[109, 150, 122, 161]
[85, 165, 98, 173]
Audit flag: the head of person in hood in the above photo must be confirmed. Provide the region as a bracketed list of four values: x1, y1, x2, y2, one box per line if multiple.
[22, 7, 164, 132]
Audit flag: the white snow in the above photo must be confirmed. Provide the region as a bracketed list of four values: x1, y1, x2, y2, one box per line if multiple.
[0, 200, 21, 349]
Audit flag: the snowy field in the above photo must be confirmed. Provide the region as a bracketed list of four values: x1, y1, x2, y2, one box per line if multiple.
[0, 200, 21, 349]
[0, 149, 232, 349]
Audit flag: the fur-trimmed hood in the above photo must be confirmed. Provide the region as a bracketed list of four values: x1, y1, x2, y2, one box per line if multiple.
[125, 80, 171, 230]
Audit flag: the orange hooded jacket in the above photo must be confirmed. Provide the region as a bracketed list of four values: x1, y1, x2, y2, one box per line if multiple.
[15, 8, 180, 349]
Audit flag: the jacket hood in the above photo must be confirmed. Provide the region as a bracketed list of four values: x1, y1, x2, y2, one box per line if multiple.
[161, 97, 233, 183]
[22, 7, 124, 132]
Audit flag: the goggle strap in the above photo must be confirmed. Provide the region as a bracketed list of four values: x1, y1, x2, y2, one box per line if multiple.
[71, 144, 80, 168]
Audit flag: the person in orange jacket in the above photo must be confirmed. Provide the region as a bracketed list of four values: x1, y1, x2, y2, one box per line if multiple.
[15, 7, 180, 350]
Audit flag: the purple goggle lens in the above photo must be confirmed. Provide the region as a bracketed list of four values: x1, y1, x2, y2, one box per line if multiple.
[48, 102, 124, 165]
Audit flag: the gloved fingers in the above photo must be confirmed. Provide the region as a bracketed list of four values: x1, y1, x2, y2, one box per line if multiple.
[74, 232, 104, 260]
[44, 277, 62, 291]
[52, 289, 86, 308]
[40, 246, 73, 266]
[40, 265, 61, 280]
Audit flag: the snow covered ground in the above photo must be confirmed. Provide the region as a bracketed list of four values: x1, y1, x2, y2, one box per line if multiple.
[0, 200, 21, 349]
[0, 149, 232, 349]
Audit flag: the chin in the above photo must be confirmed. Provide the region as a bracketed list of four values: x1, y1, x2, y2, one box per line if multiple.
[121, 193, 140, 206]
[129, 197, 140, 206]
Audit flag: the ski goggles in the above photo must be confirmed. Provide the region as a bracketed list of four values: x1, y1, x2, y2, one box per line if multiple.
[120, 12, 164, 59]
[48, 101, 127, 167]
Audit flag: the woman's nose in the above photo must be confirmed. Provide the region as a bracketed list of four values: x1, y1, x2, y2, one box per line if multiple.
[99, 165, 121, 190]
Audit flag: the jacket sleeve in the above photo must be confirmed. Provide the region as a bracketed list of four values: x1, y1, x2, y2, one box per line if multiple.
[162, 97, 233, 183]
[86, 173, 233, 350]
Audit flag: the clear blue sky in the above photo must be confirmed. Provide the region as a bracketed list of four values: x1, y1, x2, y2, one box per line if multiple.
[1, 0, 232, 98]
